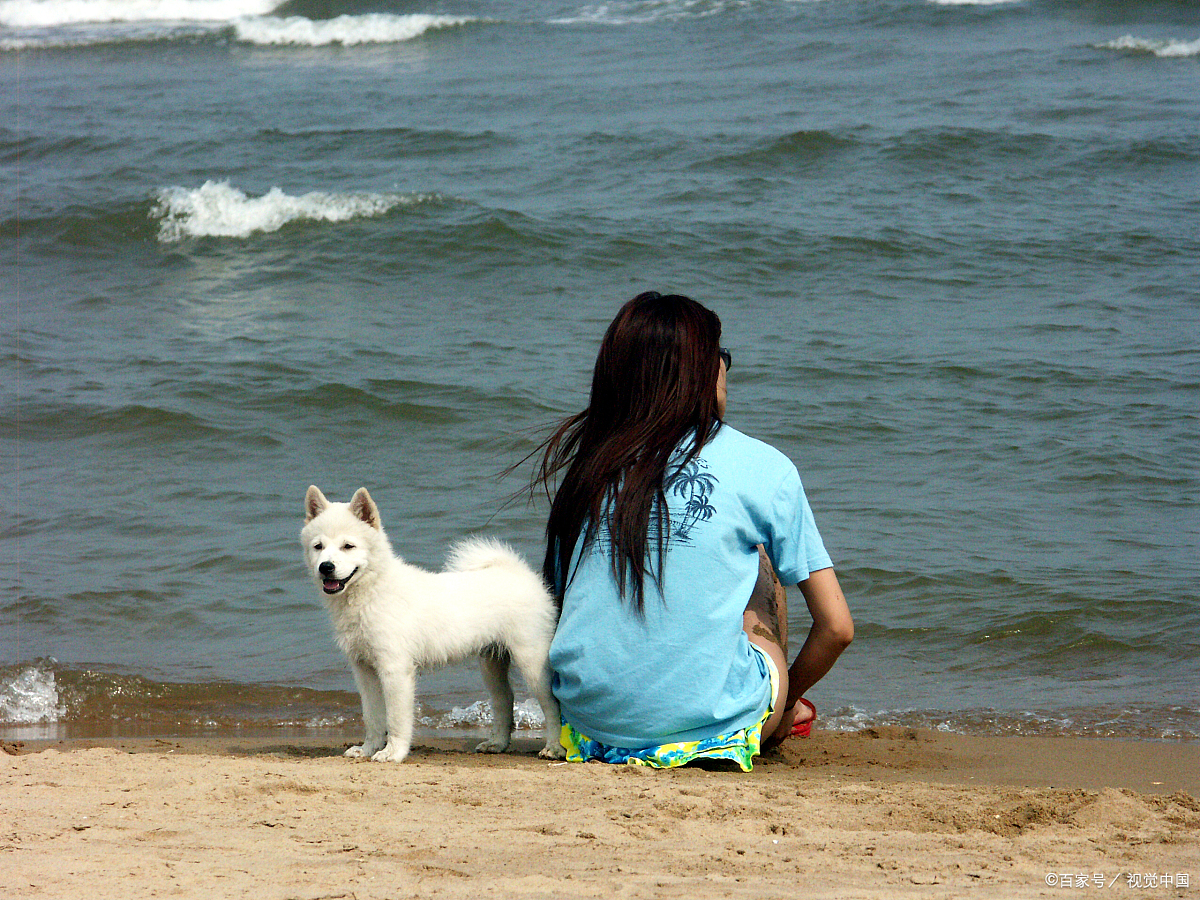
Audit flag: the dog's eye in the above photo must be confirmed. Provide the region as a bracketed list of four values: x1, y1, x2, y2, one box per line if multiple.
[341, 542, 355, 551]
[313, 541, 324, 551]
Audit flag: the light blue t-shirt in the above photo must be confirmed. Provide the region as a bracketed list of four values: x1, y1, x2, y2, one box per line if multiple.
[549, 425, 833, 749]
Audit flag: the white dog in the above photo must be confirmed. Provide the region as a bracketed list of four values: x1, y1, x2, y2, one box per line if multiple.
[302, 485, 566, 763]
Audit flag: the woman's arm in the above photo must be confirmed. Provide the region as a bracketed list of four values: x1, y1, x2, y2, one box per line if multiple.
[786, 567, 854, 707]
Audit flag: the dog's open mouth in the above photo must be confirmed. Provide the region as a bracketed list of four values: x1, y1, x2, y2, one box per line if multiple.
[322, 569, 357, 594]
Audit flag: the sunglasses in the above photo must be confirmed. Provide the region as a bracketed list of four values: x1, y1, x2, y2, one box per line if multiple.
[719, 347, 732, 370]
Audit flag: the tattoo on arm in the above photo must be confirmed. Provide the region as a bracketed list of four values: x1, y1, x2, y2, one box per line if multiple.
[747, 548, 786, 648]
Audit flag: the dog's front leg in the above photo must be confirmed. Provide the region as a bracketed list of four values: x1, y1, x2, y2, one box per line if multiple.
[346, 660, 387, 759]
[371, 662, 416, 763]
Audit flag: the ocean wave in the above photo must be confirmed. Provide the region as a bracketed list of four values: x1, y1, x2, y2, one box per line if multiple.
[266, 381, 469, 427]
[1099, 35, 1200, 59]
[0, 0, 278, 28]
[0, 664, 64, 724]
[700, 129, 859, 173]
[152, 180, 430, 241]
[0, 3, 473, 51]
[254, 125, 514, 159]
[2, 198, 160, 247]
[550, 0, 760, 27]
[823, 705, 1200, 741]
[14, 398, 224, 442]
[0, 24, 210, 51]
[5, 661, 1194, 740]
[1080, 135, 1200, 169]
[0, 663, 361, 731]
[926, 0, 1023, 6]
[881, 126, 1060, 170]
[550, 0, 1023, 27]
[231, 13, 473, 47]
[0, 663, 552, 735]
[419, 699, 546, 731]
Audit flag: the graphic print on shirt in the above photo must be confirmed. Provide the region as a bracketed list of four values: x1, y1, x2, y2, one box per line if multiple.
[668, 458, 717, 542]
[592, 458, 719, 552]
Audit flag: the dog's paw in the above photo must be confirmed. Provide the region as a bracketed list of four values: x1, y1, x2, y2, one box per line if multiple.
[370, 744, 409, 763]
[538, 743, 567, 760]
[475, 737, 510, 754]
[346, 740, 385, 759]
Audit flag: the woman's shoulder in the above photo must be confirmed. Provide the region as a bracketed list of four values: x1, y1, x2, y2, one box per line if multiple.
[702, 425, 797, 475]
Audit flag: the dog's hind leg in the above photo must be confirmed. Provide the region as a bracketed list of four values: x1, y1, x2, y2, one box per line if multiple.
[476, 648, 514, 753]
[346, 661, 387, 759]
[510, 644, 567, 760]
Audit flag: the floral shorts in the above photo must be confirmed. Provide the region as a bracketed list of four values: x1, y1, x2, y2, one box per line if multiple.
[559, 644, 779, 773]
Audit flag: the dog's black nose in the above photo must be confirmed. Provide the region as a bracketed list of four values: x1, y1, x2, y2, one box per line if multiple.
[319, 561, 335, 576]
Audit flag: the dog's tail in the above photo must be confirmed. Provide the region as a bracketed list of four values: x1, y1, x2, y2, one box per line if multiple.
[444, 536, 531, 574]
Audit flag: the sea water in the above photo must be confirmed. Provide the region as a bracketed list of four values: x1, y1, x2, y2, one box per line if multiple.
[2, 0, 1198, 741]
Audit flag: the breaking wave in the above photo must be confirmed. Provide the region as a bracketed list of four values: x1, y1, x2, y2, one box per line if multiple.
[151, 180, 432, 241]
[0, 0, 277, 27]
[0, 664, 64, 724]
[1099, 35, 1200, 59]
[926, 0, 1024, 6]
[0, 662, 554, 737]
[550, 0, 760, 27]
[420, 699, 547, 731]
[3, 662, 1193, 741]
[0, 0, 475, 50]
[231, 13, 473, 46]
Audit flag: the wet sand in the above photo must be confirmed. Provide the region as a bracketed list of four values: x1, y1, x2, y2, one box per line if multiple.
[4, 728, 1198, 899]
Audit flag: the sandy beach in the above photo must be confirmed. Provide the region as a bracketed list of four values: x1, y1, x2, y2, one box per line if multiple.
[4, 728, 1197, 899]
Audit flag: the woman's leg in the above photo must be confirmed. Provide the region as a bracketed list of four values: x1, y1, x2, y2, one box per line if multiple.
[742, 546, 792, 742]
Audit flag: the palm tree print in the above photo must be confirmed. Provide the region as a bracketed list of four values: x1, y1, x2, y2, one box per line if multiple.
[668, 458, 719, 542]
[589, 458, 721, 551]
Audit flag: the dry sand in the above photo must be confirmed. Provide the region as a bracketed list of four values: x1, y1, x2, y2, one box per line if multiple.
[3, 728, 1198, 899]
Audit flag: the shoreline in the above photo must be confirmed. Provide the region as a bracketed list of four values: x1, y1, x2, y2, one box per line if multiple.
[7, 726, 1200, 795]
[5, 729, 1198, 899]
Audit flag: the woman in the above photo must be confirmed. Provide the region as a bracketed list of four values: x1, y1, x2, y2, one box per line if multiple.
[537, 291, 853, 770]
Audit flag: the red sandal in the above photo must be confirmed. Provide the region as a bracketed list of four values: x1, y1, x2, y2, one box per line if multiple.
[788, 697, 817, 738]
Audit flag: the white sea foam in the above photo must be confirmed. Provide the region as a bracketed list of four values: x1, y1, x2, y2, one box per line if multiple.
[0, 0, 277, 28]
[0, 22, 212, 50]
[232, 13, 472, 47]
[0, 665, 64, 724]
[152, 180, 425, 241]
[927, 0, 1023, 6]
[0, 3, 470, 50]
[421, 699, 546, 731]
[552, 0, 748, 27]
[551, 0, 843, 27]
[1100, 35, 1200, 59]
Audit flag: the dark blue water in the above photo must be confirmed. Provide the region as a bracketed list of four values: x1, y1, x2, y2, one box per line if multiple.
[2, 0, 1198, 741]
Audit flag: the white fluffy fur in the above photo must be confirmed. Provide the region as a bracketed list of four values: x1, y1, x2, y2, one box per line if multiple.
[301, 485, 566, 763]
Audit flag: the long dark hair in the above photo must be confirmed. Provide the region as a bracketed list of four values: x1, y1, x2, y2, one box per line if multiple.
[537, 291, 724, 613]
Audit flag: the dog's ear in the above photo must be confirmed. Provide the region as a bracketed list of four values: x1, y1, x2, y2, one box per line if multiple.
[305, 485, 329, 522]
[349, 488, 381, 530]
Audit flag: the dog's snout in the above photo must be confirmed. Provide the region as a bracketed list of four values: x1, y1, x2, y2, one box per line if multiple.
[319, 560, 335, 576]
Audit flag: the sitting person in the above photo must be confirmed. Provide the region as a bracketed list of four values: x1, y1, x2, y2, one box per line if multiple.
[535, 291, 853, 770]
